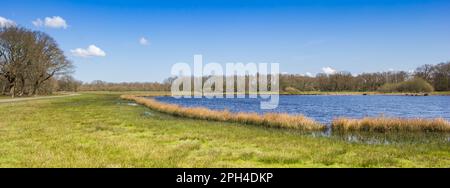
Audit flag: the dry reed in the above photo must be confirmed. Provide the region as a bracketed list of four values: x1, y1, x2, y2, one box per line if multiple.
[121, 95, 325, 131]
[332, 117, 450, 132]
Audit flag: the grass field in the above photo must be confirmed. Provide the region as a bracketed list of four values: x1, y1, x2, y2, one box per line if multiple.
[0, 93, 449, 167]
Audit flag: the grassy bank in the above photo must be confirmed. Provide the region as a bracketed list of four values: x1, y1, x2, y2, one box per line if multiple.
[0, 92, 448, 167]
[121, 95, 324, 131]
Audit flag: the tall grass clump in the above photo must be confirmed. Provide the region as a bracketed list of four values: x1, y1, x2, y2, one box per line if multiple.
[121, 95, 325, 131]
[332, 117, 450, 132]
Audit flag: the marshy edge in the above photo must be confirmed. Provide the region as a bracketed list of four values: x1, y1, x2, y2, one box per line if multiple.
[121, 94, 450, 133]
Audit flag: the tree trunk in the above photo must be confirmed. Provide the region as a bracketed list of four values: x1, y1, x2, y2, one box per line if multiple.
[18, 77, 25, 97]
[32, 80, 40, 96]
[1, 83, 7, 95]
[9, 84, 15, 98]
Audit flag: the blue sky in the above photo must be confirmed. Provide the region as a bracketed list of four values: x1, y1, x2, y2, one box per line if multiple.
[2, 0, 450, 82]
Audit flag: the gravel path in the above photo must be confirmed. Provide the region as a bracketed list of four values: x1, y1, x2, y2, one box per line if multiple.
[0, 93, 80, 103]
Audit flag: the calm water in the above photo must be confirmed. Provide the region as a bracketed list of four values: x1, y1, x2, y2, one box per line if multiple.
[155, 95, 450, 124]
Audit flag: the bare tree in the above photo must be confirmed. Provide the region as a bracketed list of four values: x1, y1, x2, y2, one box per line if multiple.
[0, 27, 35, 97]
[0, 26, 73, 97]
[415, 64, 434, 82]
[29, 31, 73, 96]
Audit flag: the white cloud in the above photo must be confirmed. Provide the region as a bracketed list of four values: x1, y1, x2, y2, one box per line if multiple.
[139, 37, 149, 45]
[45, 16, 68, 28]
[322, 67, 337, 75]
[0, 16, 16, 28]
[33, 16, 68, 29]
[305, 72, 313, 77]
[71, 45, 106, 58]
[32, 18, 43, 27]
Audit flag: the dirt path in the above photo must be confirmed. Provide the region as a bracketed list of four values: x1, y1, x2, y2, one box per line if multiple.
[0, 93, 80, 103]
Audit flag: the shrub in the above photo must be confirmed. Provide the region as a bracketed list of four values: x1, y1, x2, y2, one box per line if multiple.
[284, 87, 300, 94]
[378, 78, 434, 93]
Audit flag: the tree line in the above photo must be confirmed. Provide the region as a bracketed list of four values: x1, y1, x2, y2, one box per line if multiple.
[0, 26, 73, 97]
[78, 61, 450, 93]
[279, 62, 449, 92]
[414, 63, 450, 91]
[79, 80, 170, 91]
[161, 61, 448, 93]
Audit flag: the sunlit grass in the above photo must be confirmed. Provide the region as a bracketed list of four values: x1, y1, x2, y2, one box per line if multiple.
[432, 91, 450, 95]
[0, 92, 448, 167]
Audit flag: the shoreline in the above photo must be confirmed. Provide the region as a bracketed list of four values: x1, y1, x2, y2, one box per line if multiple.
[279, 91, 450, 96]
[84, 90, 450, 96]
[121, 93, 450, 133]
[121, 94, 325, 131]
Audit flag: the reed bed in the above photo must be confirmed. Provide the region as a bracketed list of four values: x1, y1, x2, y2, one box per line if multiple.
[332, 117, 450, 132]
[121, 95, 325, 131]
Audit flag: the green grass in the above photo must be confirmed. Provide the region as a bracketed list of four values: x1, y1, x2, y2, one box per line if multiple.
[0, 93, 65, 99]
[0, 96, 10, 99]
[432, 91, 450, 95]
[0, 93, 449, 167]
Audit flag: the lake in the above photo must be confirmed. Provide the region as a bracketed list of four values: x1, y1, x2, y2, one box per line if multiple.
[154, 95, 450, 124]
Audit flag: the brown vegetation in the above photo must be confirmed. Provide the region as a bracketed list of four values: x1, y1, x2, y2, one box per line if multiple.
[121, 94, 325, 131]
[332, 117, 450, 132]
